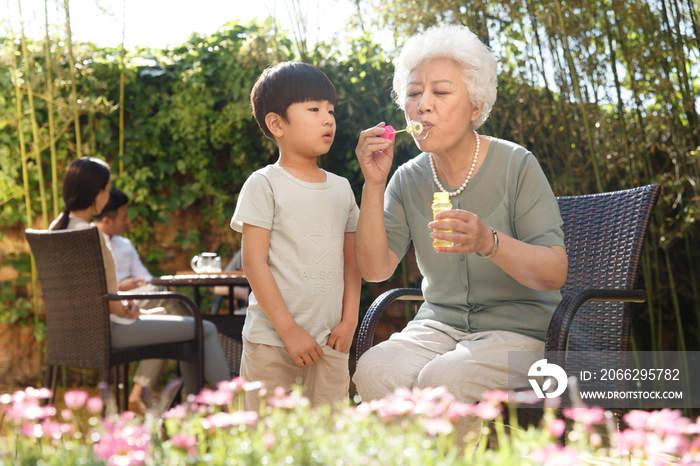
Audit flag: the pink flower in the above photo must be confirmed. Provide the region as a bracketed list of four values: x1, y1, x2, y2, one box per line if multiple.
[421, 417, 454, 436]
[447, 402, 473, 421]
[420, 386, 455, 405]
[412, 398, 445, 418]
[267, 390, 309, 410]
[4, 399, 56, 423]
[64, 390, 89, 410]
[87, 396, 104, 415]
[547, 418, 566, 438]
[93, 424, 151, 466]
[686, 417, 700, 435]
[616, 428, 647, 454]
[262, 433, 276, 450]
[624, 410, 652, 429]
[23, 421, 75, 440]
[644, 431, 690, 457]
[472, 401, 501, 421]
[529, 444, 581, 465]
[23, 422, 42, 438]
[171, 434, 197, 456]
[217, 377, 264, 393]
[377, 398, 415, 420]
[625, 409, 692, 437]
[206, 410, 258, 428]
[41, 421, 75, 440]
[681, 436, 700, 463]
[562, 406, 606, 426]
[194, 388, 233, 406]
[481, 390, 510, 405]
[647, 409, 691, 437]
[162, 404, 188, 419]
[25, 387, 53, 400]
[61, 409, 73, 421]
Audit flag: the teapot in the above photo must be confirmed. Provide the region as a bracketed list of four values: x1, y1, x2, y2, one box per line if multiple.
[190, 252, 222, 273]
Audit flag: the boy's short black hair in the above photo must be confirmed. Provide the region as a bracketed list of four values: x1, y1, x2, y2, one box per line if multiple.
[250, 62, 337, 141]
[95, 188, 129, 221]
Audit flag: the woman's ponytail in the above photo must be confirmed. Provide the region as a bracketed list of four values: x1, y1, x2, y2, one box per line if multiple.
[51, 209, 71, 230]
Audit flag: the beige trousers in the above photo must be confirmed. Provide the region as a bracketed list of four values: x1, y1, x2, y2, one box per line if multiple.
[352, 319, 545, 443]
[240, 337, 350, 412]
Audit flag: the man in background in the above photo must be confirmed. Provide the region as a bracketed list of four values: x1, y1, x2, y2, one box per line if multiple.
[94, 188, 189, 414]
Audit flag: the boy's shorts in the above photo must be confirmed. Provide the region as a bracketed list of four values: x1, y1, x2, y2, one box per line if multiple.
[240, 337, 350, 411]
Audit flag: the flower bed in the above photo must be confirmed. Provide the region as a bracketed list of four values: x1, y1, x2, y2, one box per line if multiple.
[1, 378, 698, 465]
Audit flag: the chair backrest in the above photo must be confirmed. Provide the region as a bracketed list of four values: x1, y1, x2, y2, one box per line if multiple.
[556, 184, 660, 352]
[25, 227, 112, 370]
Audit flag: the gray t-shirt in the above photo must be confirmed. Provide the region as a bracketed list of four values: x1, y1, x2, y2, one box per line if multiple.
[385, 138, 565, 341]
[231, 165, 360, 347]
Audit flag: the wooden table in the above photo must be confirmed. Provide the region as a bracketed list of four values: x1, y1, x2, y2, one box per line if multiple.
[151, 272, 249, 376]
[151, 272, 249, 315]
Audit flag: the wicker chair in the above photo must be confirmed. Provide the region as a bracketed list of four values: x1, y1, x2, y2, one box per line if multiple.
[355, 184, 661, 424]
[25, 226, 204, 411]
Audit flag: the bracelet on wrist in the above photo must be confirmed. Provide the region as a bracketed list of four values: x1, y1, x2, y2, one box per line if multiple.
[476, 226, 499, 259]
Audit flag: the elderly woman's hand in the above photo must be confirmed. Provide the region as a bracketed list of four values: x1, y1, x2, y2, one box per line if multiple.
[428, 209, 495, 255]
[355, 123, 394, 186]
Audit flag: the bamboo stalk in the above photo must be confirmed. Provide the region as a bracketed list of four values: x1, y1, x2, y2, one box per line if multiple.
[18, 0, 49, 229]
[664, 249, 686, 352]
[684, 232, 700, 332]
[642, 247, 658, 352]
[553, 0, 603, 193]
[660, 0, 700, 148]
[601, 3, 634, 187]
[64, 0, 82, 157]
[686, 0, 700, 51]
[119, 0, 126, 176]
[44, 0, 59, 218]
[7, 22, 43, 385]
[613, 0, 655, 187]
[9, 41, 31, 230]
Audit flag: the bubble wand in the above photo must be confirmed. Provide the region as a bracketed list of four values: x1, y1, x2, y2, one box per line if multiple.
[381, 121, 427, 142]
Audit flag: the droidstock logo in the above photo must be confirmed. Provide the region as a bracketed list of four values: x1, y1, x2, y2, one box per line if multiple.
[528, 359, 568, 399]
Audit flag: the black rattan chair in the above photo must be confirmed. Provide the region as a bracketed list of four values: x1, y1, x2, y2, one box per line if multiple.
[25, 226, 204, 411]
[355, 184, 661, 424]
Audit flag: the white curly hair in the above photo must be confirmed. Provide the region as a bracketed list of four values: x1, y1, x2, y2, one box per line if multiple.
[392, 25, 498, 129]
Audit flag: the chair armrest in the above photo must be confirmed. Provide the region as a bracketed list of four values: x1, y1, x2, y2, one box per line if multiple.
[545, 288, 647, 353]
[105, 291, 203, 340]
[356, 288, 423, 365]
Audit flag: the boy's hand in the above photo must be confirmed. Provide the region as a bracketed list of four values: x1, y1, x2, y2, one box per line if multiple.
[280, 326, 324, 368]
[327, 320, 357, 354]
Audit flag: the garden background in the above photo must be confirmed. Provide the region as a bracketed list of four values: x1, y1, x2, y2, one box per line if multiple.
[0, 0, 698, 387]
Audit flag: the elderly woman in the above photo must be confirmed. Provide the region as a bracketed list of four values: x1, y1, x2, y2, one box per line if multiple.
[353, 25, 567, 428]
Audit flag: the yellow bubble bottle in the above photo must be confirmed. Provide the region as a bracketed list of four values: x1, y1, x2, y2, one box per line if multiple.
[432, 192, 454, 248]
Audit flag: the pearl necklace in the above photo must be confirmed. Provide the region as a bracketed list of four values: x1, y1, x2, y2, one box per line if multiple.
[430, 131, 480, 197]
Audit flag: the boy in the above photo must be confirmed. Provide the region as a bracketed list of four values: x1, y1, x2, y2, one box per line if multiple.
[231, 62, 361, 410]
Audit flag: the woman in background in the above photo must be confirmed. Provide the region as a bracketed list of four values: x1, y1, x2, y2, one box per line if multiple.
[50, 157, 230, 398]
